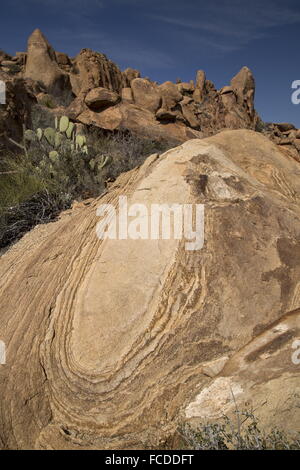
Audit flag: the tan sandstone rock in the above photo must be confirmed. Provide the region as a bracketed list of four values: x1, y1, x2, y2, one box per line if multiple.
[70, 48, 123, 96]
[193, 70, 206, 102]
[231, 66, 255, 103]
[24, 29, 72, 101]
[55, 51, 70, 66]
[77, 102, 202, 142]
[158, 81, 183, 108]
[0, 130, 299, 449]
[276, 123, 296, 133]
[122, 67, 141, 87]
[121, 87, 134, 103]
[131, 78, 161, 113]
[85, 87, 120, 111]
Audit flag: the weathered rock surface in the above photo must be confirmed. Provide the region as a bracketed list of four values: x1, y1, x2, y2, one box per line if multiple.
[55, 51, 71, 66]
[85, 87, 120, 111]
[131, 78, 162, 113]
[122, 67, 141, 87]
[0, 75, 38, 146]
[121, 87, 134, 103]
[275, 123, 296, 133]
[0, 130, 299, 449]
[2, 29, 298, 155]
[77, 102, 202, 143]
[70, 48, 123, 96]
[158, 81, 183, 111]
[24, 29, 72, 102]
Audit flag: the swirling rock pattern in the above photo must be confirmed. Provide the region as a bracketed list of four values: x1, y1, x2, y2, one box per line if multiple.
[0, 130, 299, 449]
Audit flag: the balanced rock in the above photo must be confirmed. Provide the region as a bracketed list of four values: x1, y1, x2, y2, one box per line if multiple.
[85, 87, 120, 111]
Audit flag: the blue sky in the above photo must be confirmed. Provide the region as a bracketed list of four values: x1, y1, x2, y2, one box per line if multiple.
[1, 0, 300, 126]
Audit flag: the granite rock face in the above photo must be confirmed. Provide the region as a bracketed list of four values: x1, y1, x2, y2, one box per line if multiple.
[70, 48, 123, 96]
[24, 29, 72, 103]
[0, 130, 299, 449]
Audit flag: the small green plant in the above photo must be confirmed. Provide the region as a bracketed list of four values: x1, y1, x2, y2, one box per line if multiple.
[24, 115, 89, 160]
[39, 95, 56, 109]
[0, 129, 174, 249]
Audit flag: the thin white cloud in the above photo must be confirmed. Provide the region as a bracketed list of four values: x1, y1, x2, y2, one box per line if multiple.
[150, 0, 300, 52]
[46, 27, 175, 70]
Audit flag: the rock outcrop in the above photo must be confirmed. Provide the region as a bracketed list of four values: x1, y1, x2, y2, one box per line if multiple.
[24, 29, 72, 103]
[76, 101, 203, 143]
[70, 48, 123, 96]
[1, 28, 300, 157]
[0, 130, 299, 449]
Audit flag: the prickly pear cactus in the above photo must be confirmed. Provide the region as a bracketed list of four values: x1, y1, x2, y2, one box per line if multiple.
[44, 127, 56, 146]
[49, 150, 59, 162]
[25, 115, 89, 158]
[89, 155, 112, 173]
[97, 154, 111, 169]
[66, 122, 74, 139]
[54, 132, 63, 149]
[89, 159, 96, 171]
[24, 129, 36, 142]
[37, 128, 43, 141]
[75, 135, 86, 150]
[59, 116, 69, 133]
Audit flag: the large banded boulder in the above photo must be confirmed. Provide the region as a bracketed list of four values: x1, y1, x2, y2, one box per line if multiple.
[0, 130, 299, 449]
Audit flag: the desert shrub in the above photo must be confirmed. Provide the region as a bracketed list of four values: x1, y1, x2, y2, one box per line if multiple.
[177, 411, 300, 450]
[0, 130, 174, 249]
[39, 95, 56, 109]
[255, 119, 273, 134]
[0, 153, 71, 248]
[87, 129, 174, 178]
[7, 64, 21, 74]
